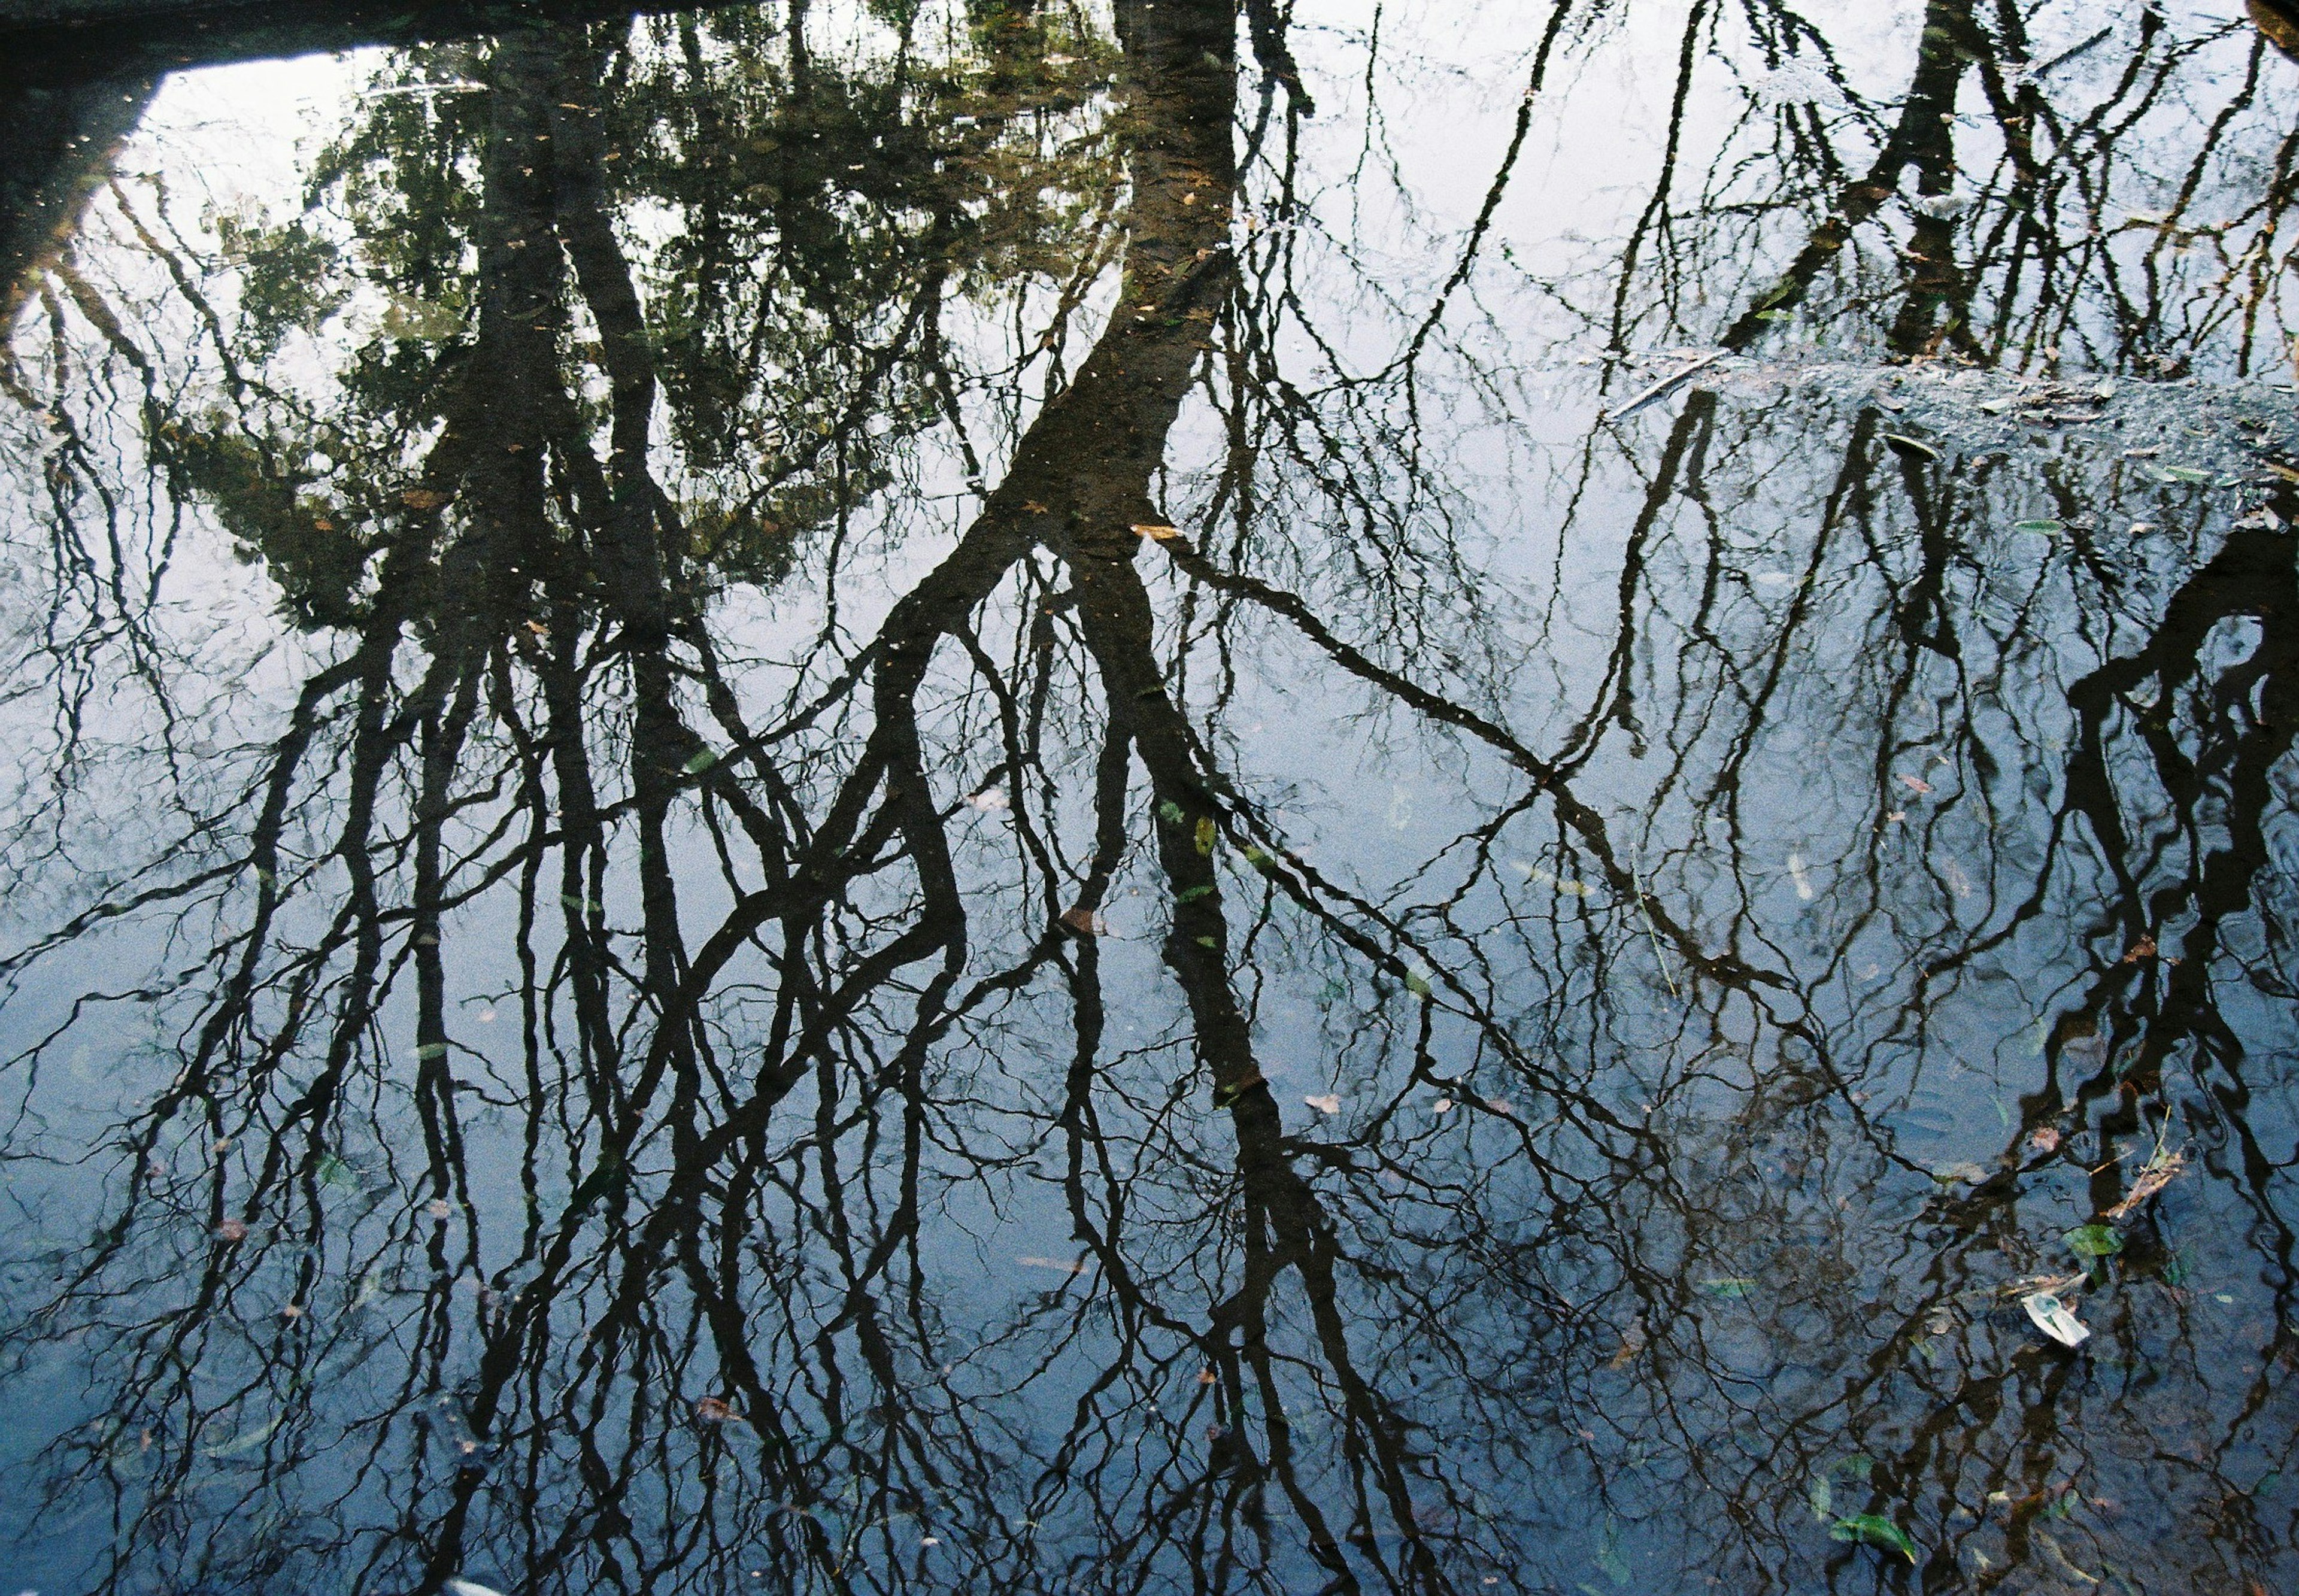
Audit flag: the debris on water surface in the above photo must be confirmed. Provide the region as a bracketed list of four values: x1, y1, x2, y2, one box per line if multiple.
[1303, 1093, 1341, 1115]
[2029, 1125, 2063, 1155]
[1830, 1513, 1918, 1562]
[2023, 1290, 2091, 1348]
[694, 1397, 736, 1422]
[1130, 522, 1181, 541]
[447, 1582, 508, 1596]
[1897, 773, 1933, 795]
[1883, 433, 1940, 461]
[1016, 1255, 1090, 1275]
[1060, 906, 1108, 936]
[2104, 1149, 2188, 1221]
[965, 787, 1009, 811]
[214, 1218, 248, 1242]
[2064, 1223, 2123, 1260]
[1788, 852, 1815, 900]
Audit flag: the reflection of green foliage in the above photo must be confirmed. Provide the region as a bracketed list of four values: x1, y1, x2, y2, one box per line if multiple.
[169, 421, 375, 629]
[173, 10, 1126, 632]
[213, 211, 346, 359]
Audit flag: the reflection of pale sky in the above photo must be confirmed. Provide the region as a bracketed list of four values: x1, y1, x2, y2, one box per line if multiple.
[132, 51, 377, 217]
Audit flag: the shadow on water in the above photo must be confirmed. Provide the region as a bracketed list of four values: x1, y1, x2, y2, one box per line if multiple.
[2, 2, 2299, 1593]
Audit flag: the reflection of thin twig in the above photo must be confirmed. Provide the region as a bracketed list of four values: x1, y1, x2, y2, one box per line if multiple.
[1602, 350, 1724, 423]
[2033, 28, 2112, 80]
[1629, 839, 1679, 999]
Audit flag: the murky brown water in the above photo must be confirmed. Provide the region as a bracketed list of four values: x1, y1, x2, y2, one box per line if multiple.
[2, 3, 2298, 1593]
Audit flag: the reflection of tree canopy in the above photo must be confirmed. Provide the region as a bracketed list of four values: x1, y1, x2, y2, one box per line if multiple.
[1, 3, 2297, 1595]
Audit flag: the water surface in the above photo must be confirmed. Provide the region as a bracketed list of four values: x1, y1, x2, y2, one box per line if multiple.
[3, 3, 2299, 1593]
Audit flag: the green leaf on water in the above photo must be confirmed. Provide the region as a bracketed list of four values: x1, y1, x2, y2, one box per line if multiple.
[680, 748, 721, 776]
[2014, 519, 2063, 533]
[1176, 884, 1216, 903]
[414, 1041, 448, 1061]
[2065, 1223, 2123, 1259]
[2160, 466, 2212, 484]
[1157, 800, 1187, 826]
[1194, 818, 1218, 856]
[315, 1152, 359, 1189]
[1242, 846, 1275, 871]
[1699, 1276, 1758, 1298]
[1403, 968, 1434, 998]
[1831, 1515, 1916, 1562]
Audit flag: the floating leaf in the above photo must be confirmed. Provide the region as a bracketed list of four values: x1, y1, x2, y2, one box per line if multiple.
[1016, 1255, 1088, 1275]
[1884, 433, 1940, 462]
[447, 1580, 508, 1596]
[681, 748, 721, 776]
[2064, 1223, 2123, 1259]
[2015, 519, 2064, 533]
[693, 1397, 736, 1422]
[1699, 1276, 1758, 1298]
[1788, 852, 1815, 901]
[2159, 465, 2212, 484]
[965, 787, 1009, 812]
[399, 488, 453, 511]
[1830, 1515, 1917, 1562]
[1130, 522, 1181, 541]
[1303, 1093, 1341, 1115]
[1403, 967, 1435, 998]
[2022, 1290, 2091, 1348]
[414, 1041, 448, 1061]
[1194, 817, 1218, 856]
[1157, 799, 1188, 826]
[1060, 906, 1108, 937]
[1176, 883, 1217, 903]
[1897, 773, 1934, 795]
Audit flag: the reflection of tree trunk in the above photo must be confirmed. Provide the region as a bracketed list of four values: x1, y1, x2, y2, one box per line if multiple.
[1722, 0, 1976, 351]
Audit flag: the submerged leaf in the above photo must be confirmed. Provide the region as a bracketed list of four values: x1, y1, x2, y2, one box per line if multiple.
[2064, 1223, 2123, 1260]
[1830, 1515, 1917, 1562]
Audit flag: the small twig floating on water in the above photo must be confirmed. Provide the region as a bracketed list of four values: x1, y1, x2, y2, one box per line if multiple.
[1602, 350, 1725, 424]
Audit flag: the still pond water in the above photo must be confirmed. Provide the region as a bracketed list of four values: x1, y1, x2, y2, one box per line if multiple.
[4, 1, 2299, 1592]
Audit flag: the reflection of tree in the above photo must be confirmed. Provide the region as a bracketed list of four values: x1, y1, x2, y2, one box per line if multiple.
[1, 4, 2297, 1596]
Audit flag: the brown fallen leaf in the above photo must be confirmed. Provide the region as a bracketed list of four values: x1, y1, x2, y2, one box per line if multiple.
[1060, 906, 1108, 936]
[1130, 523, 1181, 542]
[1897, 773, 1934, 795]
[400, 488, 452, 511]
[2120, 935, 2157, 964]
[694, 1397, 736, 1422]
[2028, 1126, 2063, 1155]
